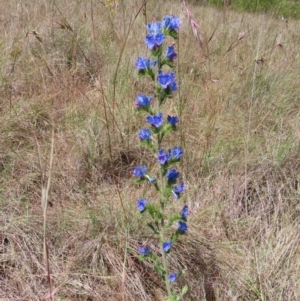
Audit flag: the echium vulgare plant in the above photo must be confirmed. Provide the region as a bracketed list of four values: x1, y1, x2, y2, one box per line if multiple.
[133, 16, 188, 301]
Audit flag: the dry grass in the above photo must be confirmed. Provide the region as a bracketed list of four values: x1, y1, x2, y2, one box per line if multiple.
[0, 0, 299, 300]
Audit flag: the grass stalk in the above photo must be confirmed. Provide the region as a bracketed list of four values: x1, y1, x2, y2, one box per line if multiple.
[112, 0, 149, 133]
[37, 124, 55, 300]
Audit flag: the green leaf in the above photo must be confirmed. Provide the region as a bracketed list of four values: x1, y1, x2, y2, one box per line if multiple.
[171, 231, 179, 242]
[140, 140, 154, 151]
[147, 203, 163, 222]
[160, 58, 175, 69]
[151, 45, 163, 57]
[163, 186, 173, 199]
[134, 178, 145, 184]
[147, 222, 159, 234]
[166, 213, 181, 228]
[154, 263, 165, 279]
[138, 255, 146, 261]
[137, 70, 146, 77]
[169, 30, 179, 40]
[181, 285, 188, 296]
[161, 123, 173, 137]
[147, 68, 155, 81]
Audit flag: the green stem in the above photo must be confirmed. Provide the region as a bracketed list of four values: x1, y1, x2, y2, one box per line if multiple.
[161, 226, 171, 297]
[157, 134, 171, 297]
[156, 75, 172, 297]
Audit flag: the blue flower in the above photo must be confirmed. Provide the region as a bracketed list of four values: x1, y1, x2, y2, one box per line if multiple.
[170, 146, 183, 160]
[146, 113, 163, 128]
[145, 33, 165, 50]
[158, 71, 177, 91]
[139, 129, 151, 141]
[162, 15, 181, 31]
[167, 115, 179, 126]
[165, 46, 177, 60]
[137, 199, 148, 212]
[169, 273, 177, 283]
[135, 57, 150, 71]
[172, 182, 185, 199]
[135, 94, 152, 108]
[162, 241, 172, 252]
[147, 22, 162, 35]
[166, 169, 180, 182]
[133, 165, 147, 178]
[157, 149, 170, 165]
[139, 245, 151, 256]
[181, 205, 189, 218]
[178, 221, 188, 233]
[135, 57, 157, 71]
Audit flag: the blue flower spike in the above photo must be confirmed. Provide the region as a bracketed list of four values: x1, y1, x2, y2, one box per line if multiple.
[162, 241, 172, 253]
[134, 15, 188, 299]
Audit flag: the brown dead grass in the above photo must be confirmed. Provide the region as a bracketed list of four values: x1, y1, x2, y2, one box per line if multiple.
[0, 0, 299, 300]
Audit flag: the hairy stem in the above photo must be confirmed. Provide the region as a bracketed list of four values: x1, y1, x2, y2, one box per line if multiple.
[157, 134, 171, 297]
